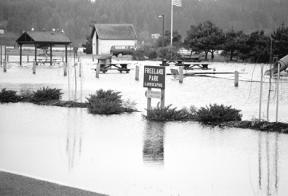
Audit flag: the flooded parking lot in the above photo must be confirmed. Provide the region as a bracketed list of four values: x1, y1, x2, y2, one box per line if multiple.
[1, 56, 288, 195]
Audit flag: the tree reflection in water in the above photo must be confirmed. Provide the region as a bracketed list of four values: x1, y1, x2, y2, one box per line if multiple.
[66, 109, 83, 170]
[258, 132, 279, 196]
[143, 121, 165, 165]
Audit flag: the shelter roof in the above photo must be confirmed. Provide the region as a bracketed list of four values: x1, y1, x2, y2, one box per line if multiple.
[92, 24, 137, 40]
[17, 31, 71, 45]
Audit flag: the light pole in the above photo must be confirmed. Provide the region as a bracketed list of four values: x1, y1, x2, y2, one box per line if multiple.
[158, 14, 165, 48]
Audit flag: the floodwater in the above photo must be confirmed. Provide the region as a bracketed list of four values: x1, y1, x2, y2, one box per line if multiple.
[1, 56, 288, 196]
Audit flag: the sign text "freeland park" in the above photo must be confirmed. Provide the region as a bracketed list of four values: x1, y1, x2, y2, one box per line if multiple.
[143, 66, 166, 89]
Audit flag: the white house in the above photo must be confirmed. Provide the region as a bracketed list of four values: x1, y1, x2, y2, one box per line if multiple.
[91, 24, 137, 55]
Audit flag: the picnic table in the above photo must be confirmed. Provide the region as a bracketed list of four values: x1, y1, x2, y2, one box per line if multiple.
[99, 63, 130, 73]
[182, 63, 209, 70]
[96, 54, 130, 73]
[36, 58, 62, 66]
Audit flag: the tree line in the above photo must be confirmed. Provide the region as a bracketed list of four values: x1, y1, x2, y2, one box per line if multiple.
[137, 21, 288, 63]
[1, 0, 288, 46]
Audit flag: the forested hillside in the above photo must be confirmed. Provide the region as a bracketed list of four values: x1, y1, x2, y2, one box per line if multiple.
[0, 0, 287, 45]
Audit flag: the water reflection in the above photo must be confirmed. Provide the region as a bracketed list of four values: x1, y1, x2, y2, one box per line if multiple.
[66, 109, 83, 170]
[258, 132, 279, 196]
[143, 121, 165, 165]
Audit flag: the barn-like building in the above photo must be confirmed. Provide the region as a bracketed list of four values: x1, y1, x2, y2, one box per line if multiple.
[91, 24, 137, 55]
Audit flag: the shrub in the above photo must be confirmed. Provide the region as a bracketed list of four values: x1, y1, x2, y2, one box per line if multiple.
[197, 104, 242, 124]
[145, 104, 195, 121]
[0, 88, 20, 103]
[31, 87, 63, 103]
[86, 89, 125, 114]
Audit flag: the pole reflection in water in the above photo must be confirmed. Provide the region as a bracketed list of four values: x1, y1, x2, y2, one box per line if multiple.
[143, 121, 165, 165]
[66, 109, 83, 170]
[258, 132, 279, 196]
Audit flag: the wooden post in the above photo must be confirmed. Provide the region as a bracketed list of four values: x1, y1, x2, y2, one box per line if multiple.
[179, 66, 184, 83]
[32, 61, 36, 74]
[96, 63, 100, 78]
[135, 65, 139, 81]
[276, 62, 280, 122]
[78, 61, 82, 78]
[67, 62, 70, 100]
[64, 45, 68, 76]
[3, 46, 7, 72]
[50, 44, 53, 66]
[74, 62, 77, 101]
[20, 44, 22, 66]
[0, 45, 2, 67]
[147, 87, 152, 113]
[259, 64, 264, 121]
[34, 44, 37, 65]
[160, 89, 165, 108]
[234, 71, 239, 87]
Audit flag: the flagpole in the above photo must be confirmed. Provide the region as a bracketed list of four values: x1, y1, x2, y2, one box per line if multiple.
[170, 0, 173, 48]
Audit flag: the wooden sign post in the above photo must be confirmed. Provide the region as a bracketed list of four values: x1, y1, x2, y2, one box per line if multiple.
[143, 65, 166, 114]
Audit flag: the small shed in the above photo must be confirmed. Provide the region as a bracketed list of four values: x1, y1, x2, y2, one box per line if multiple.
[16, 31, 71, 66]
[91, 24, 137, 55]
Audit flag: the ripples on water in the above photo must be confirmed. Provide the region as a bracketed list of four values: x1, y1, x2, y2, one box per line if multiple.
[1, 57, 288, 195]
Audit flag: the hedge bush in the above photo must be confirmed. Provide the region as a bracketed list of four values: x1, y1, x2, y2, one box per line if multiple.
[87, 89, 125, 114]
[145, 105, 196, 121]
[31, 87, 63, 103]
[0, 89, 20, 103]
[197, 104, 242, 124]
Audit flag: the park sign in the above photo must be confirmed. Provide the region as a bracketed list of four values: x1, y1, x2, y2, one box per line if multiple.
[143, 65, 166, 89]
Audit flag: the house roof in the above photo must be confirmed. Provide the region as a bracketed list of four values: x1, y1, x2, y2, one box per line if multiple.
[0, 32, 18, 46]
[17, 31, 71, 45]
[92, 24, 137, 40]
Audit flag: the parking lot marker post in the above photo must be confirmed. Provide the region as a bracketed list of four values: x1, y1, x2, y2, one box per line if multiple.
[32, 61, 36, 74]
[96, 63, 100, 78]
[179, 66, 184, 83]
[64, 62, 67, 76]
[234, 71, 239, 87]
[135, 65, 139, 81]
[3, 46, 7, 72]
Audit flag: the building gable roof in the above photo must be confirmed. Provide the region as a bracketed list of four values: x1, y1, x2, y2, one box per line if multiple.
[93, 24, 137, 40]
[17, 31, 71, 45]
